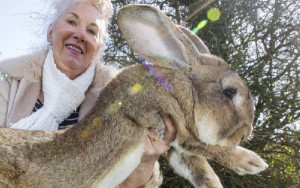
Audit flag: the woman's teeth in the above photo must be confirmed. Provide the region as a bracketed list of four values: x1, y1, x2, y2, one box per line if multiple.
[67, 45, 83, 54]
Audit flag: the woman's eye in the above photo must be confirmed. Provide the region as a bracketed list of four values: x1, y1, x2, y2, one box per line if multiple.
[87, 29, 96, 35]
[67, 20, 77, 26]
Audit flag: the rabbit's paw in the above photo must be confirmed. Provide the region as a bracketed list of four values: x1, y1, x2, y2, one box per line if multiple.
[233, 146, 268, 175]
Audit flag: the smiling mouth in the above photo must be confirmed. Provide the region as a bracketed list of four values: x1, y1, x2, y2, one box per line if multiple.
[66, 44, 84, 55]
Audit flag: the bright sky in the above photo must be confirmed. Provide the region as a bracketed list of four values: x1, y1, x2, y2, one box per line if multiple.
[0, 0, 49, 61]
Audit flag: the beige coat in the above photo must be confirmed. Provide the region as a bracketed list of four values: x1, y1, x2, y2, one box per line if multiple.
[0, 49, 119, 127]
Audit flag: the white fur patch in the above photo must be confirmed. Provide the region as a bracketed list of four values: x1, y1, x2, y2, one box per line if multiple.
[168, 151, 196, 186]
[233, 93, 243, 108]
[196, 115, 221, 146]
[92, 142, 144, 188]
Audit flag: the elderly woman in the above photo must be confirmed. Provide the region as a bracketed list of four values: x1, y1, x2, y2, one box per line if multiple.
[0, 0, 176, 187]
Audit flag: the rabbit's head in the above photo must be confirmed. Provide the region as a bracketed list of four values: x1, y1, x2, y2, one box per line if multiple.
[117, 5, 254, 147]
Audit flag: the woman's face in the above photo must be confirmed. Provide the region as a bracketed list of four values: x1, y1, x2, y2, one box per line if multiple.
[47, 2, 102, 79]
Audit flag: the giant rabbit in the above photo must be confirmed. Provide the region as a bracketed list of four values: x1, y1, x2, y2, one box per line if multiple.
[0, 4, 267, 188]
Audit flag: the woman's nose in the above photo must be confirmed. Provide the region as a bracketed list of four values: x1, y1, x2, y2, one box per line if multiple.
[74, 27, 86, 42]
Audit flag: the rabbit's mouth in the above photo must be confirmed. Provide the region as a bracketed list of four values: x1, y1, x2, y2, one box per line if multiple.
[221, 123, 253, 146]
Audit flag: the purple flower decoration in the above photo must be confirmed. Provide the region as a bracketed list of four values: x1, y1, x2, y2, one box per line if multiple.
[138, 56, 173, 92]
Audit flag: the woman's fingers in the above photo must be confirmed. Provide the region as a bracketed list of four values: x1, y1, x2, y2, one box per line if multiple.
[145, 114, 177, 155]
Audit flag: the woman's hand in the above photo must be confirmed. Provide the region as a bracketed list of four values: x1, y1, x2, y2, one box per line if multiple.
[118, 115, 177, 188]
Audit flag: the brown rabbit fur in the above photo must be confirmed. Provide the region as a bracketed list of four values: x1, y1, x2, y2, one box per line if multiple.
[0, 4, 267, 188]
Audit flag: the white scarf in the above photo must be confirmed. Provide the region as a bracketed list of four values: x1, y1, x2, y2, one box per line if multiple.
[10, 49, 96, 131]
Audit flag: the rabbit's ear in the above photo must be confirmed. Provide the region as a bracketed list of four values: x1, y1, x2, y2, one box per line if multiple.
[177, 25, 210, 54]
[117, 5, 196, 70]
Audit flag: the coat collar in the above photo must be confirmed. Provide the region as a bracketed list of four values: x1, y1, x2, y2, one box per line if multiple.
[0, 50, 47, 82]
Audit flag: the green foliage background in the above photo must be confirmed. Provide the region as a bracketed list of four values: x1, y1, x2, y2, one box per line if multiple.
[104, 0, 300, 187]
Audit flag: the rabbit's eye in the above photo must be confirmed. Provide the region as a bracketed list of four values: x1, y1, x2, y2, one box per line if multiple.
[224, 88, 236, 99]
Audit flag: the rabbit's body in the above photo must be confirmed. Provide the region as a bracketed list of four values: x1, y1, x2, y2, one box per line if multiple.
[0, 65, 154, 188]
[0, 64, 214, 187]
[0, 4, 267, 188]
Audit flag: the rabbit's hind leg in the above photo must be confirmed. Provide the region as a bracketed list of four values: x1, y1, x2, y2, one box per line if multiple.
[168, 149, 223, 188]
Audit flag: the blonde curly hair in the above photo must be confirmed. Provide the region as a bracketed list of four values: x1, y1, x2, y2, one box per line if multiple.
[52, 0, 113, 20]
